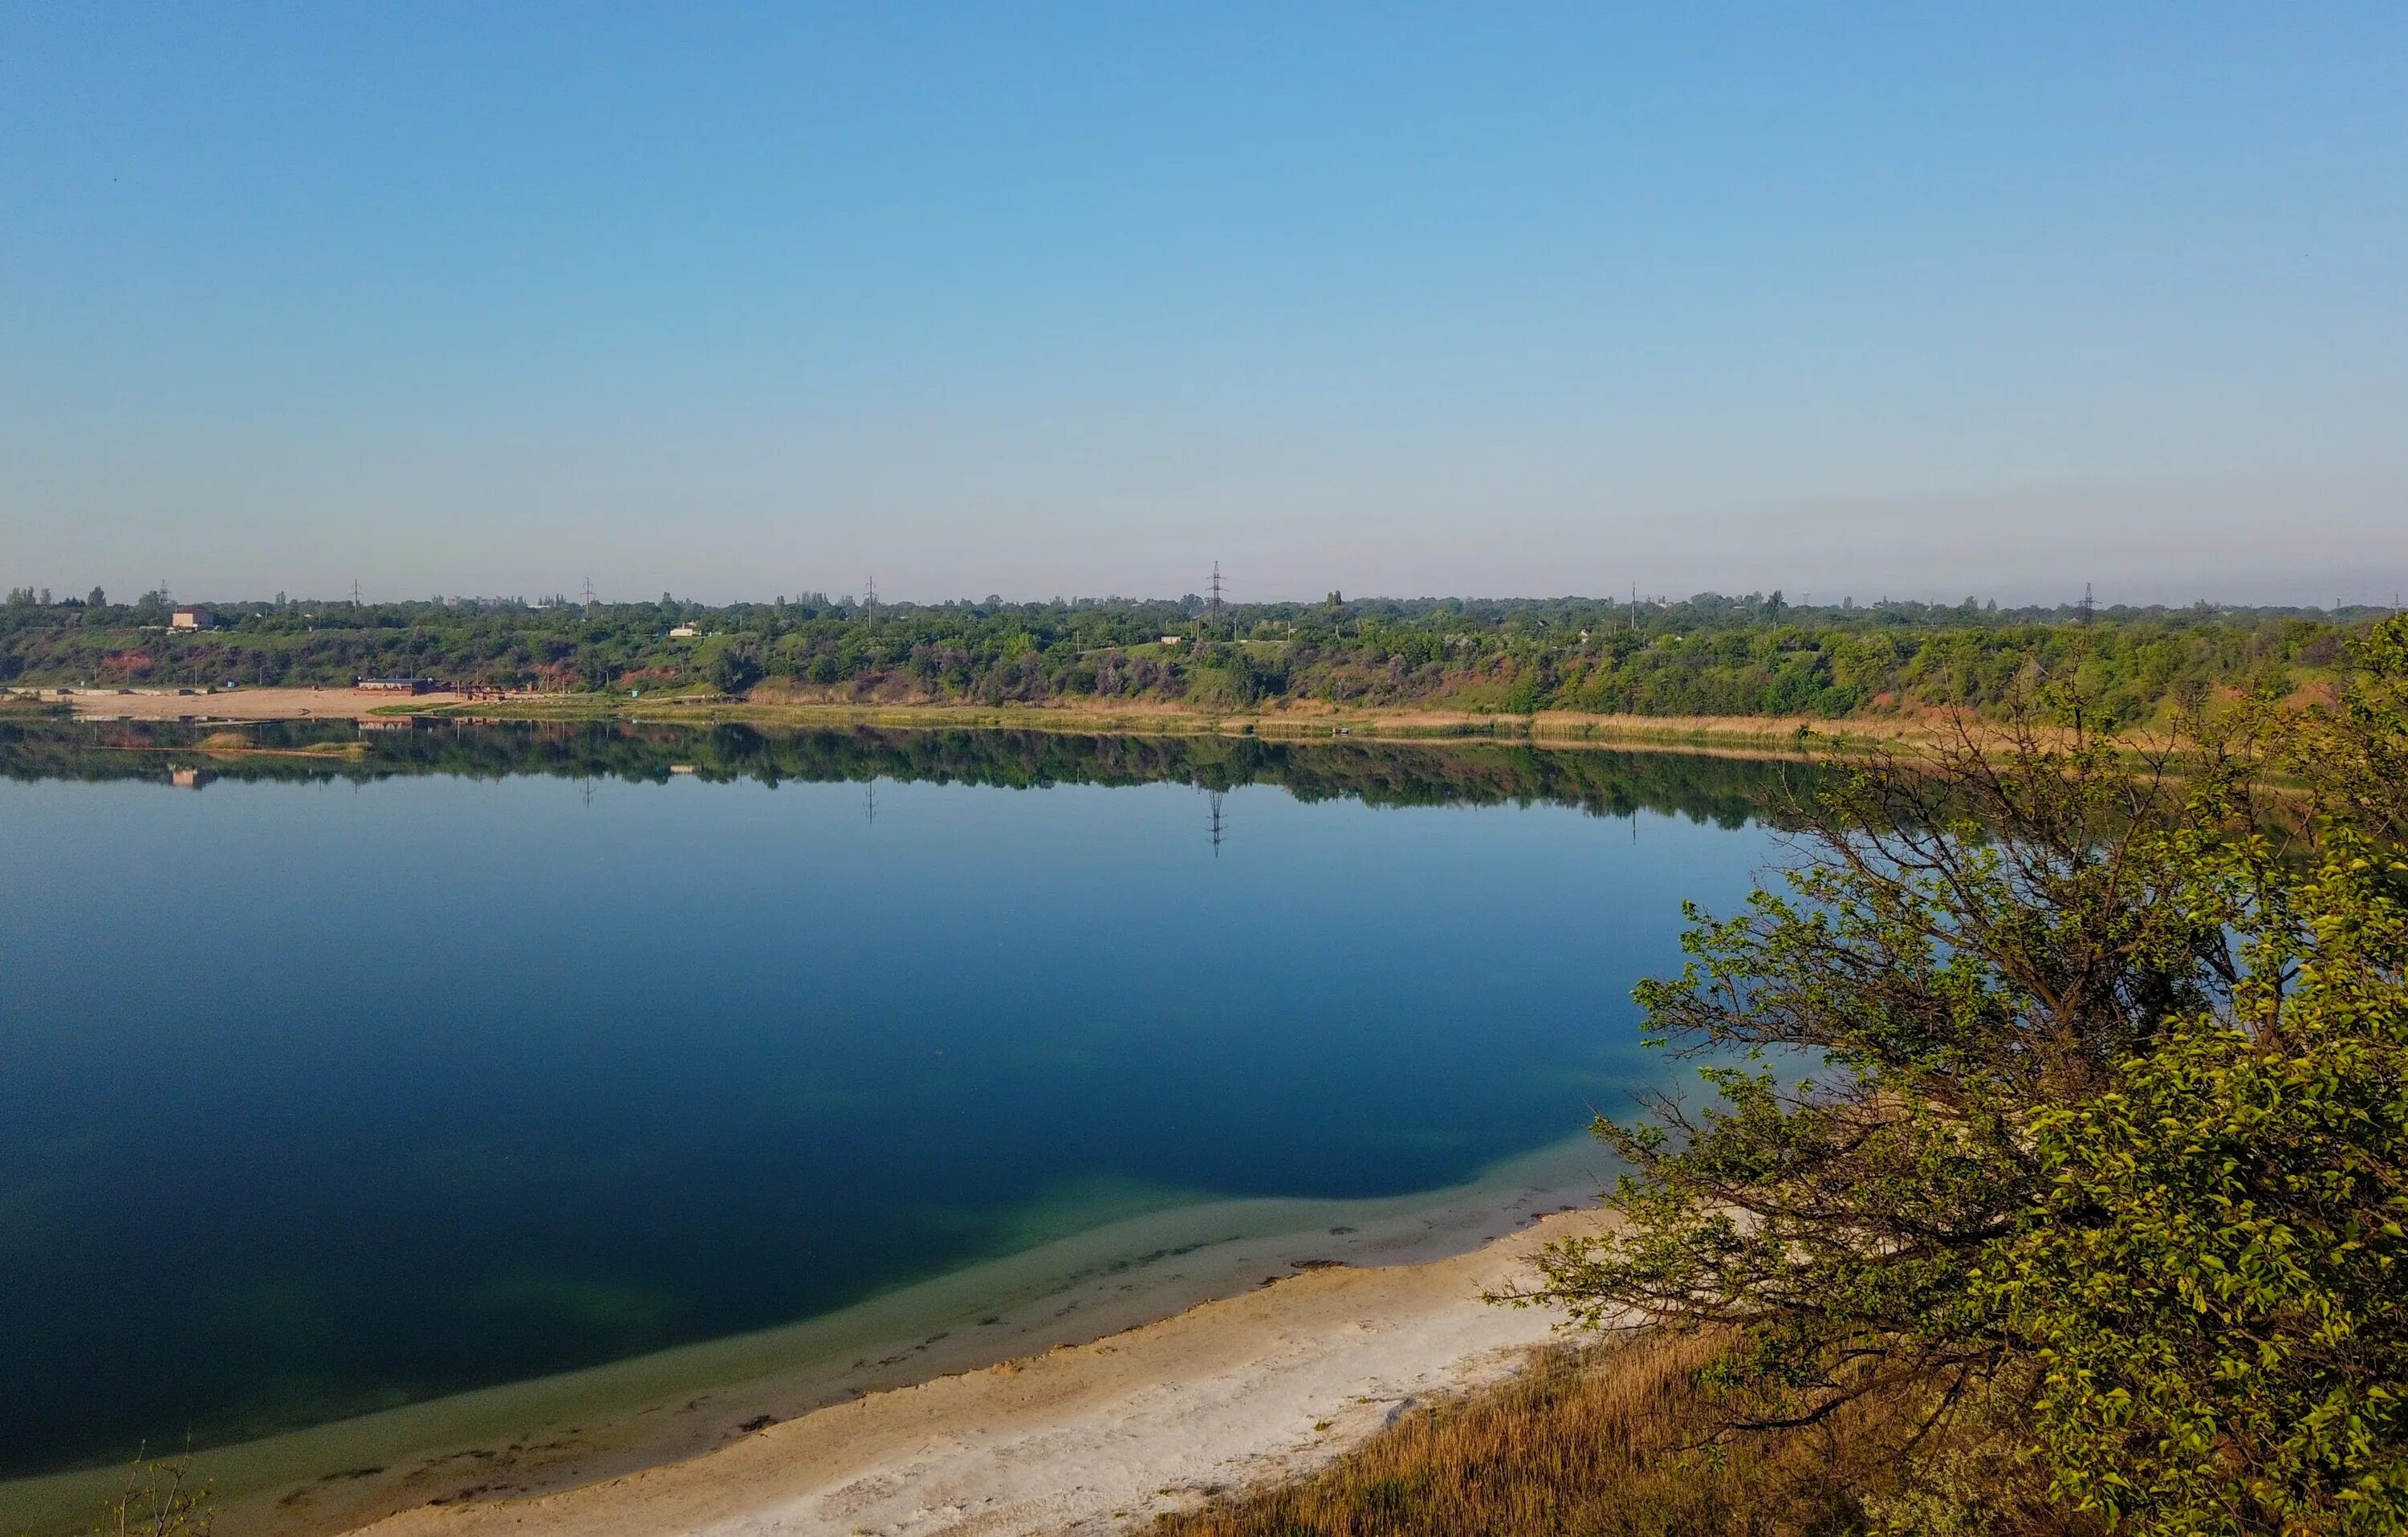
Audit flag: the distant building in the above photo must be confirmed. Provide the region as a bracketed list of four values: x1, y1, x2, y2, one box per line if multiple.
[169, 606, 217, 630]
[358, 677, 438, 693]
[668, 624, 700, 639]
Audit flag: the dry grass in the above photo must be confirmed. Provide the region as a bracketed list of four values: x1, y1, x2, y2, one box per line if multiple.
[1157, 1332, 1923, 1537]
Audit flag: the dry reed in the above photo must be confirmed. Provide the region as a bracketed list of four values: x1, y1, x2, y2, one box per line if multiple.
[1157, 1331, 1914, 1537]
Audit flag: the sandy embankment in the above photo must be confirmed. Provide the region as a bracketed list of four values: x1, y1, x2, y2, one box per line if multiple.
[63, 686, 469, 721]
[351, 1211, 1601, 1537]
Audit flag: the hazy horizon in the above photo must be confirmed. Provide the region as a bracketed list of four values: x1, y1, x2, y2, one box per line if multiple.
[30, 582, 2403, 617]
[6, 6, 2404, 607]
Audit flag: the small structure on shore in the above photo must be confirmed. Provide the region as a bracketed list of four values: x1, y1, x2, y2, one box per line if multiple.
[358, 677, 440, 693]
[170, 606, 217, 630]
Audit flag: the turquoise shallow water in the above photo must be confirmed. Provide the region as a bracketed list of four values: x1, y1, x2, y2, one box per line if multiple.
[0, 724, 1795, 1478]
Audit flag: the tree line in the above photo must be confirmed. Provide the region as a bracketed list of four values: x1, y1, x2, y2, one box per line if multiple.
[2, 588, 2390, 725]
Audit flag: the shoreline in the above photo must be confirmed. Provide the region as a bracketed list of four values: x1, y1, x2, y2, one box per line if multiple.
[0, 1138, 1613, 1537]
[39, 685, 1977, 756]
[350, 1209, 1609, 1537]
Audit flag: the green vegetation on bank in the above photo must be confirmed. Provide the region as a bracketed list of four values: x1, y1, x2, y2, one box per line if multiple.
[1517, 621, 2408, 1534]
[1178, 619, 2408, 1537]
[3, 587, 2392, 725]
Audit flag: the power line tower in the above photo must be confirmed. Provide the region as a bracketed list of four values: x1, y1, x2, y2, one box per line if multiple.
[350, 578, 362, 608]
[2077, 582, 2095, 626]
[581, 575, 596, 607]
[1208, 562, 1224, 620]
[864, 575, 878, 625]
[1629, 581, 1639, 631]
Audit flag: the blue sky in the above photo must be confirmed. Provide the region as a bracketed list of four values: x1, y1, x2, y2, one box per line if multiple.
[3, 4, 2402, 605]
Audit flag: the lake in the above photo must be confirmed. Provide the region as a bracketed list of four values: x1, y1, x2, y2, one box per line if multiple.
[0, 722, 1804, 1519]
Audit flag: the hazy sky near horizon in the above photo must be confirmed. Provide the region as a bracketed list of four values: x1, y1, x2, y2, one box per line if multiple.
[4, 4, 2403, 607]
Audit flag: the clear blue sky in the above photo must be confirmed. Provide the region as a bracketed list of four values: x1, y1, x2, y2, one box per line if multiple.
[4, 3, 2402, 606]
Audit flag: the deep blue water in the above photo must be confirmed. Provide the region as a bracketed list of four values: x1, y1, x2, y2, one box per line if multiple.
[0, 730, 1788, 1475]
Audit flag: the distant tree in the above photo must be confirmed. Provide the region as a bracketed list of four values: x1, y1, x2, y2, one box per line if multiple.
[703, 640, 763, 694]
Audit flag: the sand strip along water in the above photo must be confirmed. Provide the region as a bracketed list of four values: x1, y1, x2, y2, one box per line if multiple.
[0, 1137, 1613, 1537]
[348, 1207, 1608, 1537]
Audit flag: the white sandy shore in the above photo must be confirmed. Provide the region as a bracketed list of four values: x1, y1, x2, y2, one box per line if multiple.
[0, 1141, 1611, 1537]
[348, 1210, 1601, 1537]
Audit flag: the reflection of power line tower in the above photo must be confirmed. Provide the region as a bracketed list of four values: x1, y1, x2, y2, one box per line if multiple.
[1206, 790, 1226, 856]
[864, 779, 877, 826]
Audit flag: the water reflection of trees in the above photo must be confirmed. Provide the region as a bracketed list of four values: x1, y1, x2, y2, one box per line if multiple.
[0, 720, 1819, 827]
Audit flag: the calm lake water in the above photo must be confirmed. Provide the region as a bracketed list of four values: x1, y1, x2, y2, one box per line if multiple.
[0, 723, 1803, 1480]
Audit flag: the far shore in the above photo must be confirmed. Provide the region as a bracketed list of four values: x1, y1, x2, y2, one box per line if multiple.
[0, 1141, 1610, 1537]
[39, 683, 1987, 755]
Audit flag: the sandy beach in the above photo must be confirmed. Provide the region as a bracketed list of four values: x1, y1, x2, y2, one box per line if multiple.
[0, 1141, 1612, 1537]
[348, 1209, 1602, 1537]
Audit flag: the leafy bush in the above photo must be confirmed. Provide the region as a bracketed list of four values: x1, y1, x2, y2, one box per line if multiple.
[1523, 619, 2408, 1535]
